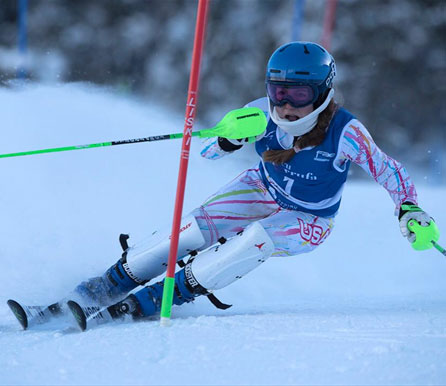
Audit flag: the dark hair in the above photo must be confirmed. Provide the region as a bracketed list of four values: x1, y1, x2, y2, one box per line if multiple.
[262, 99, 339, 165]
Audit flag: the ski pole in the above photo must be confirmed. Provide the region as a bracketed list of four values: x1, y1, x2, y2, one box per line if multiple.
[0, 106, 266, 159]
[432, 241, 446, 256]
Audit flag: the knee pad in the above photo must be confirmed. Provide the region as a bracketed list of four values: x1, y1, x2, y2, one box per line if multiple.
[122, 215, 205, 284]
[186, 222, 274, 291]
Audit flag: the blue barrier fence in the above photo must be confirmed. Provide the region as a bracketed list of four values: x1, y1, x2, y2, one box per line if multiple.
[17, 0, 28, 79]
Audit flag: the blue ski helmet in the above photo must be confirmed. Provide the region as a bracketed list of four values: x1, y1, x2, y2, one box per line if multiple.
[266, 42, 336, 108]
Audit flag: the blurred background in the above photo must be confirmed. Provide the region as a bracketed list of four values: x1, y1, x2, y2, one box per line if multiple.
[0, 0, 445, 183]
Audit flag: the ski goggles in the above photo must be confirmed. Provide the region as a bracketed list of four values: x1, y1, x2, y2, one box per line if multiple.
[266, 82, 318, 108]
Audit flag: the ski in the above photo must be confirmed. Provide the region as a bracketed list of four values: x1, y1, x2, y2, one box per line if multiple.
[67, 300, 114, 331]
[7, 299, 64, 330]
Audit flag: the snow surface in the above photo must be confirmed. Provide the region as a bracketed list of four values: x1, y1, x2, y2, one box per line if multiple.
[0, 84, 445, 385]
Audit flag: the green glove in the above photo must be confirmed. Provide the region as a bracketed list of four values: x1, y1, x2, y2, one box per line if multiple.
[399, 203, 440, 250]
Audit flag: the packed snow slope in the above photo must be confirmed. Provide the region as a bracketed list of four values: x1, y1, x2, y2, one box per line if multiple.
[0, 84, 445, 386]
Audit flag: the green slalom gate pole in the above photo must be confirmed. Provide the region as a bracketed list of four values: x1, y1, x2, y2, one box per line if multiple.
[0, 106, 266, 160]
[160, 0, 210, 326]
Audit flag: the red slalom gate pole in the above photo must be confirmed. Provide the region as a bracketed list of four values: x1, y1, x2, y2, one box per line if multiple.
[160, 0, 210, 326]
[320, 0, 338, 51]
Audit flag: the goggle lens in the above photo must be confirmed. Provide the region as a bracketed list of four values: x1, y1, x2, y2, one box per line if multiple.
[267, 83, 316, 108]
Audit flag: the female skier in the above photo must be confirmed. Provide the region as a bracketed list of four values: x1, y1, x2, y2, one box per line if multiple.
[71, 41, 440, 320]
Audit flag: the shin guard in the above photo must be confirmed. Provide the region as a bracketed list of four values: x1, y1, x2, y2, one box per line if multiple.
[188, 222, 274, 291]
[130, 222, 274, 317]
[73, 216, 205, 307]
[121, 215, 206, 284]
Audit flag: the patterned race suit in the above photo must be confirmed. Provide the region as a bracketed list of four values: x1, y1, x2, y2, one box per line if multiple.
[195, 98, 417, 257]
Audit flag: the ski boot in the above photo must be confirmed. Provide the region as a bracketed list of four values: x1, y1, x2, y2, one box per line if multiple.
[72, 260, 139, 307]
[105, 267, 200, 320]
